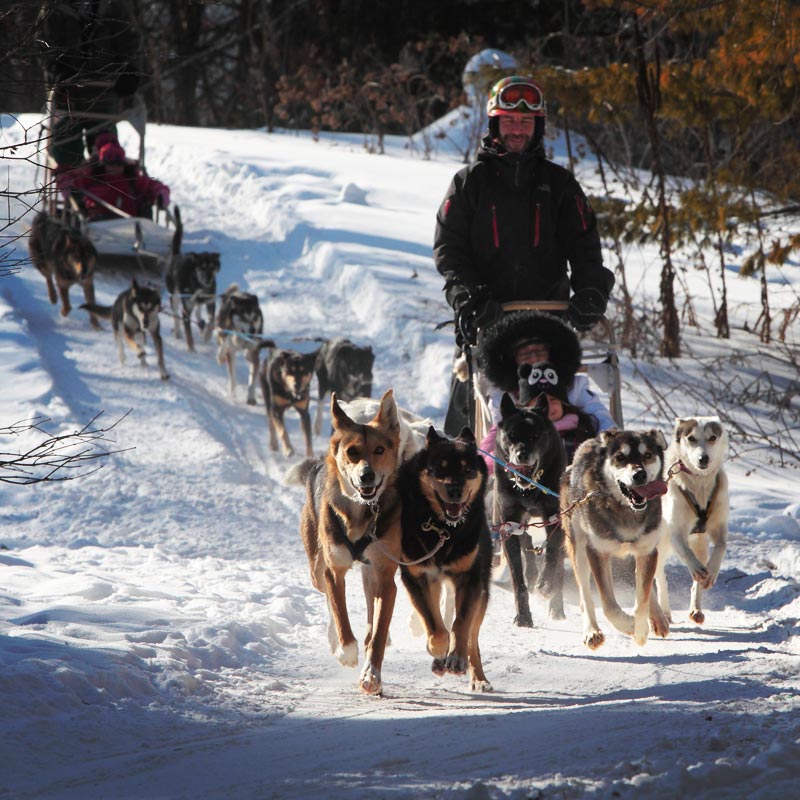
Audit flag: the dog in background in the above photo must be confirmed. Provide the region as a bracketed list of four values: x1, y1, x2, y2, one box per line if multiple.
[562, 429, 670, 649]
[260, 347, 319, 457]
[398, 426, 493, 692]
[314, 338, 374, 436]
[493, 392, 567, 626]
[215, 284, 273, 404]
[166, 251, 221, 352]
[286, 390, 402, 695]
[80, 279, 169, 380]
[655, 416, 730, 625]
[29, 212, 99, 329]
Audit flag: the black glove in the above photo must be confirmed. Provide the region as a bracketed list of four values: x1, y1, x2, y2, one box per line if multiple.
[455, 287, 501, 346]
[567, 287, 608, 332]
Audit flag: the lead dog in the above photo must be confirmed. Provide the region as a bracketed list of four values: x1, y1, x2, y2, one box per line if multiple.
[493, 392, 567, 626]
[259, 347, 319, 457]
[314, 338, 375, 436]
[655, 416, 730, 624]
[215, 284, 273, 404]
[562, 429, 670, 649]
[398, 426, 493, 692]
[287, 390, 402, 695]
[80, 279, 169, 380]
[29, 212, 99, 329]
[166, 251, 221, 351]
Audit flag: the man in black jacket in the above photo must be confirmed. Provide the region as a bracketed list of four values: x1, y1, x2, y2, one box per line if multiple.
[434, 75, 614, 435]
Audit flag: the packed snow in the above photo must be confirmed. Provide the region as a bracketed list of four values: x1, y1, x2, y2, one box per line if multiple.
[0, 109, 798, 800]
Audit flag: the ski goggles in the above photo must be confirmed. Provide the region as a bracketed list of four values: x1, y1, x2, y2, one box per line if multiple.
[496, 83, 545, 113]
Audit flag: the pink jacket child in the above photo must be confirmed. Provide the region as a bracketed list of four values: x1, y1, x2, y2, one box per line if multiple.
[70, 142, 170, 220]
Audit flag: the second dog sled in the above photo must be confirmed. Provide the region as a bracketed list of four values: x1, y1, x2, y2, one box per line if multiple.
[39, 89, 181, 274]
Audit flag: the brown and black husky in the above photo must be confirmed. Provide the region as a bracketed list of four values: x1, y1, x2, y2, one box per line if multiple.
[165, 251, 221, 352]
[80, 279, 169, 380]
[29, 211, 99, 328]
[259, 347, 319, 457]
[397, 426, 493, 692]
[286, 389, 402, 695]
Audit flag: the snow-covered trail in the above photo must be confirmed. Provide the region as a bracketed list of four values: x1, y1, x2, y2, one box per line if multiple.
[1, 117, 799, 800]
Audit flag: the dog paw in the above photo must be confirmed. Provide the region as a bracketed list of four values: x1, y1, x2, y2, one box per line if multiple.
[513, 612, 534, 628]
[650, 616, 670, 638]
[444, 652, 467, 675]
[336, 640, 359, 667]
[359, 664, 382, 695]
[431, 658, 447, 676]
[633, 617, 649, 646]
[584, 630, 605, 650]
[691, 566, 710, 585]
[470, 677, 493, 693]
[246, 397, 257, 407]
[689, 609, 705, 625]
[548, 603, 566, 621]
[535, 574, 555, 598]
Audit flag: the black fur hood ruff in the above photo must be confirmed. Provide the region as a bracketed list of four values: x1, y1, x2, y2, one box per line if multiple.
[477, 311, 582, 393]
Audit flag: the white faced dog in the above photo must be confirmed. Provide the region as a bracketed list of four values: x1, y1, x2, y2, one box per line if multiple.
[655, 416, 730, 624]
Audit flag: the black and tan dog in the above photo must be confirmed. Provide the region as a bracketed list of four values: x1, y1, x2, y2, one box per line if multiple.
[493, 392, 567, 626]
[561, 429, 670, 650]
[259, 347, 319, 457]
[80, 279, 169, 380]
[166, 251, 221, 352]
[215, 284, 272, 404]
[313, 337, 374, 436]
[29, 211, 99, 328]
[398, 426, 492, 692]
[287, 389, 402, 695]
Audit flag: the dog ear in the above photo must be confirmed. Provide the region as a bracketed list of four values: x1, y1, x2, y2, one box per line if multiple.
[330, 392, 357, 431]
[533, 392, 549, 415]
[456, 427, 476, 445]
[599, 429, 617, 448]
[651, 429, 668, 451]
[425, 425, 444, 447]
[500, 392, 516, 419]
[373, 388, 399, 432]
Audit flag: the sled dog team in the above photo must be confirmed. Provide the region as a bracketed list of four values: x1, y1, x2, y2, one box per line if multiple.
[289, 389, 729, 696]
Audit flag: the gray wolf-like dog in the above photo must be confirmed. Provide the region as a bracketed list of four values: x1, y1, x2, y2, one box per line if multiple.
[215, 284, 272, 404]
[80, 279, 169, 380]
[166, 251, 221, 351]
[561, 429, 670, 649]
[655, 416, 730, 625]
[314, 338, 374, 436]
[29, 211, 99, 328]
[286, 390, 402, 696]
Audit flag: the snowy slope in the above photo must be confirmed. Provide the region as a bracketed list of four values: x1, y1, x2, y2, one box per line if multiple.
[0, 113, 798, 800]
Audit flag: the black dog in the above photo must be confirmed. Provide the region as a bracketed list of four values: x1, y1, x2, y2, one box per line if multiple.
[398, 426, 493, 692]
[493, 392, 567, 625]
[260, 348, 319, 457]
[314, 338, 374, 436]
[165, 251, 221, 352]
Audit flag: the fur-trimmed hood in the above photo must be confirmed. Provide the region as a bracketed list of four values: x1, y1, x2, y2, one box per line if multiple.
[477, 311, 582, 393]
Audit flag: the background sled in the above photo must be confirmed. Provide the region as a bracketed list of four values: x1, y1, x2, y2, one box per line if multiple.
[470, 300, 624, 443]
[39, 89, 181, 275]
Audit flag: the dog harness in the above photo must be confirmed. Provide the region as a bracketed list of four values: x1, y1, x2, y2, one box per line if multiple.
[333, 505, 379, 564]
[676, 467, 721, 534]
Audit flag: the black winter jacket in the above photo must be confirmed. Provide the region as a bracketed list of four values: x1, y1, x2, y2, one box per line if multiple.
[434, 135, 614, 310]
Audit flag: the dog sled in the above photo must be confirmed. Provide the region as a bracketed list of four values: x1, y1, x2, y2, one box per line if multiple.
[38, 89, 181, 274]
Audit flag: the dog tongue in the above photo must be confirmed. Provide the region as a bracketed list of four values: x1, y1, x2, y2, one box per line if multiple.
[633, 480, 668, 500]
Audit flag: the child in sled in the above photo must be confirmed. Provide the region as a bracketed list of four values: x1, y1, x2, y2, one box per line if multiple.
[476, 310, 616, 467]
